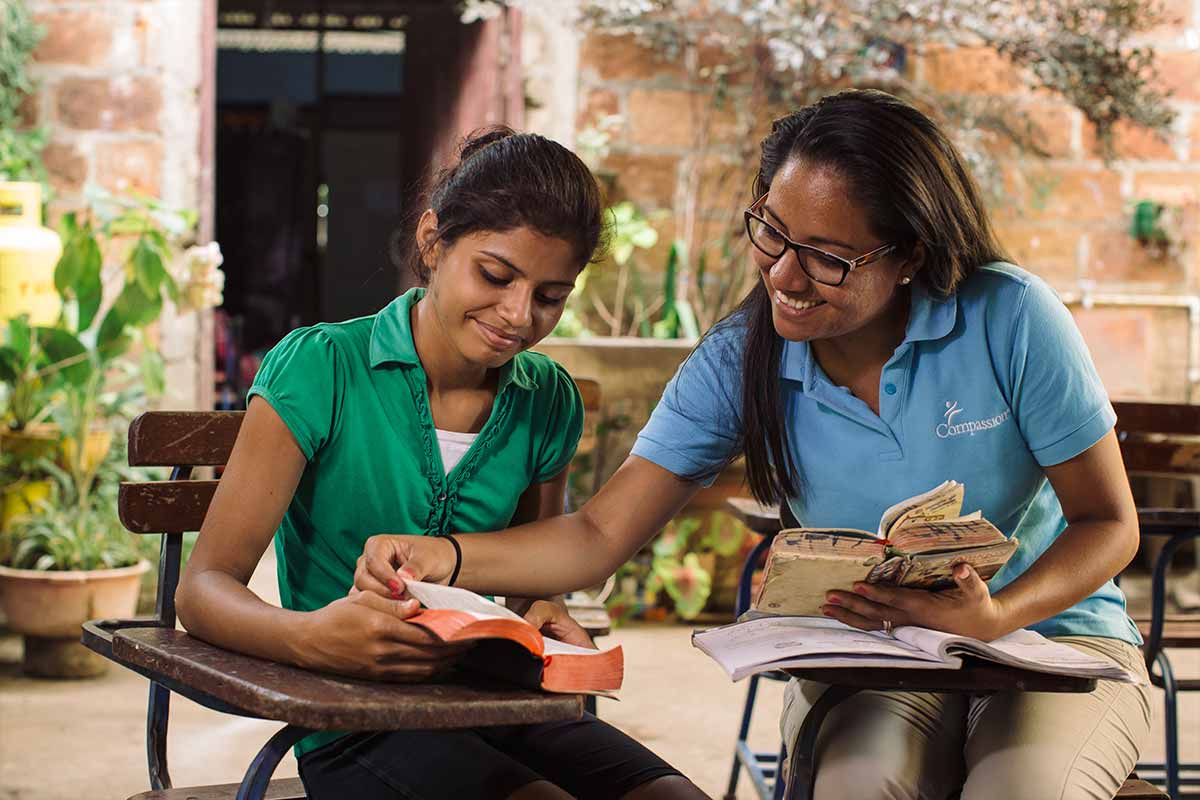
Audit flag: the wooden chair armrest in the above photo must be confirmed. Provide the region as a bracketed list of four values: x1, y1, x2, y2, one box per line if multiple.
[725, 497, 784, 536]
[1136, 508, 1200, 535]
[784, 661, 1096, 694]
[107, 628, 582, 731]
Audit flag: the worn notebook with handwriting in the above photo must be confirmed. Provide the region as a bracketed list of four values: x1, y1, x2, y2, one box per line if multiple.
[753, 481, 1018, 617]
[405, 581, 623, 695]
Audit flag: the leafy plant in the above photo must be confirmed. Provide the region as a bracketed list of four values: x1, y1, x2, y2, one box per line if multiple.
[0, 0, 46, 185]
[604, 512, 748, 621]
[0, 457, 144, 571]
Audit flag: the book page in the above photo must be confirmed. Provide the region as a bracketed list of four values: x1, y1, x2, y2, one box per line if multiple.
[893, 626, 1140, 682]
[692, 616, 945, 681]
[405, 581, 526, 622]
[878, 480, 961, 536]
[888, 517, 1006, 555]
[543, 638, 610, 657]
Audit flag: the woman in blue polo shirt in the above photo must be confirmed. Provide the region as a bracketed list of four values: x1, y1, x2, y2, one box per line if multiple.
[362, 90, 1151, 800]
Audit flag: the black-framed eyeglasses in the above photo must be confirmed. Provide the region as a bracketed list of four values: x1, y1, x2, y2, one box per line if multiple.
[744, 193, 896, 287]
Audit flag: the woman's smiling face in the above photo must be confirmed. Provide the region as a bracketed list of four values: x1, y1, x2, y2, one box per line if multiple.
[753, 159, 913, 345]
[420, 214, 580, 369]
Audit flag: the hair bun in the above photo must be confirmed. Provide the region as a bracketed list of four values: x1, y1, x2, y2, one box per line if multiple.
[458, 125, 517, 163]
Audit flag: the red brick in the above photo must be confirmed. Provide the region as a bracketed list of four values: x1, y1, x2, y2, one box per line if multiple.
[1131, 170, 1200, 205]
[55, 77, 162, 133]
[577, 88, 620, 130]
[993, 222, 1080, 284]
[1001, 105, 1077, 159]
[602, 151, 680, 209]
[32, 10, 112, 67]
[627, 88, 738, 150]
[1010, 167, 1124, 222]
[920, 46, 1024, 96]
[1084, 229, 1189, 286]
[1071, 307, 1154, 399]
[42, 141, 88, 194]
[1154, 51, 1200, 102]
[1144, 0, 1195, 41]
[95, 139, 163, 196]
[16, 93, 38, 130]
[580, 33, 687, 83]
[1083, 118, 1178, 161]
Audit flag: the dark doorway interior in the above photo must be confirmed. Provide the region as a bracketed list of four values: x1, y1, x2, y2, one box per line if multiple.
[211, 1, 519, 409]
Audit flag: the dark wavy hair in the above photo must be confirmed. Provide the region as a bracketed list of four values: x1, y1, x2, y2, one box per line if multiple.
[733, 89, 1009, 505]
[409, 126, 607, 282]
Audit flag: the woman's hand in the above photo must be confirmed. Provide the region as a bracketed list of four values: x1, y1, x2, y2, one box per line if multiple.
[354, 534, 458, 597]
[523, 600, 597, 650]
[821, 563, 1011, 641]
[296, 589, 470, 680]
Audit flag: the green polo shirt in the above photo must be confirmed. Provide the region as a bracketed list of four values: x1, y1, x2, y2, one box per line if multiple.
[247, 287, 583, 756]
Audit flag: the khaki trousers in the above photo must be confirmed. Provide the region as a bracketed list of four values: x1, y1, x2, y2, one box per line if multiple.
[780, 636, 1152, 800]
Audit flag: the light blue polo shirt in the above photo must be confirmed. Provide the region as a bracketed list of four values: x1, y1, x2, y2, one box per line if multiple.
[633, 262, 1140, 644]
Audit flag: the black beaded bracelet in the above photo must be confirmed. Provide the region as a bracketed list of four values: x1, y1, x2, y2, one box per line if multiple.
[445, 534, 463, 587]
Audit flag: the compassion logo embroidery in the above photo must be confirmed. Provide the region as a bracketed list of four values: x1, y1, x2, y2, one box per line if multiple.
[936, 401, 1011, 439]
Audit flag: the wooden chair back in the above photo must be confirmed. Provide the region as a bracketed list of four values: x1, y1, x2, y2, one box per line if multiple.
[1112, 401, 1200, 479]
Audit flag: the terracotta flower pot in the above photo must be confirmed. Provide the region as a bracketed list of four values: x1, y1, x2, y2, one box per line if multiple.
[0, 560, 150, 678]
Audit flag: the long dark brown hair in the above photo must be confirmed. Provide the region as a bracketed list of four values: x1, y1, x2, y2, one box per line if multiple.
[731, 89, 1009, 505]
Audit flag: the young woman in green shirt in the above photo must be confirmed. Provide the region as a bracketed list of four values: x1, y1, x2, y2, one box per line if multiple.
[176, 129, 707, 800]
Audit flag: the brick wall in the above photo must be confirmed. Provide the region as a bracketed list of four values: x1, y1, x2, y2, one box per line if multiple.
[24, 0, 212, 412]
[577, 21, 1200, 402]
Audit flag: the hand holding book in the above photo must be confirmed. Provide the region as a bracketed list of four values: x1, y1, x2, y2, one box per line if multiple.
[823, 561, 1011, 642]
[753, 481, 1018, 631]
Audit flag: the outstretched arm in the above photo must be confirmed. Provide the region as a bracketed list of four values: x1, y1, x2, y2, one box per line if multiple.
[356, 455, 701, 598]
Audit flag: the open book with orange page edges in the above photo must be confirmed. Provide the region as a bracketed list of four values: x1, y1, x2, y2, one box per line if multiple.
[405, 580, 623, 695]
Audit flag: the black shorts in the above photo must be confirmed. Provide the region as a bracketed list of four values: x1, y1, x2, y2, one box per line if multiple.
[297, 713, 683, 800]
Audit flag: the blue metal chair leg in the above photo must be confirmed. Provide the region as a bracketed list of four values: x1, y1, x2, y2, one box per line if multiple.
[1158, 651, 1180, 800]
[235, 724, 314, 800]
[783, 685, 860, 800]
[726, 674, 763, 799]
[146, 681, 171, 790]
[772, 742, 786, 800]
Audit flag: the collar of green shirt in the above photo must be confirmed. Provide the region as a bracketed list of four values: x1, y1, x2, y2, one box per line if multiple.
[367, 287, 538, 391]
[780, 278, 959, 385]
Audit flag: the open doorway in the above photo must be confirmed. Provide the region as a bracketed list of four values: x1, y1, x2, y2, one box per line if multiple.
[210, 1, 522, 409]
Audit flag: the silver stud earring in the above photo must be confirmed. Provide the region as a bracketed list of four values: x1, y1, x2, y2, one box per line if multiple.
[899, 276, 912, 285]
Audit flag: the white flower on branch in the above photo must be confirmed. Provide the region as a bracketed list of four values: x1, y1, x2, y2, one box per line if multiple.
[172, 242, 226, 311]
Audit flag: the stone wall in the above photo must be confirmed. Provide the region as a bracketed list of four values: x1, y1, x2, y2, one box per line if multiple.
[25, 0, 212, 412]
[576, 18, 1200, 403]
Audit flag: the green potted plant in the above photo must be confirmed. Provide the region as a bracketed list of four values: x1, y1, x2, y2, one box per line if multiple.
[0, 193, 208, 678]
[0, 454, 152, 677]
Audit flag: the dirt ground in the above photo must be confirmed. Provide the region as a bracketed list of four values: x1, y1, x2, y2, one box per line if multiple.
[0, 553, 1195, 799]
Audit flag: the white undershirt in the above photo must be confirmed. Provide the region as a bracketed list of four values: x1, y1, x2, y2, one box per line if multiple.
[435, 428, 478, 475]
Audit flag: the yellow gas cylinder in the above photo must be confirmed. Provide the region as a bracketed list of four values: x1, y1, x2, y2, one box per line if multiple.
[0, 182, 62, 325]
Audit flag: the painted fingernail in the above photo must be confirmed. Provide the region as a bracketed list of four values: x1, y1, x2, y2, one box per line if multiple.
[822, 609, 834, 617]
[826, 595, 841, 605]
[388, 580, 400, 592]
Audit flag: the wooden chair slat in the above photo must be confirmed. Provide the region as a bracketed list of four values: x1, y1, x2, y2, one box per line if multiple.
[1115, 777, 1169, 799]
[112, 628, 583, 731]
[725, 497, 783, 536]
[128, 411, 244, 467]
[119, 481, 217, 533]
[1113, 401, 1200, 437]
[127, 777, 305, 800]
[1134, 615, 1200, 648]
[1119, 440, 1200, 475]
[1137, 508, 1200, 530]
